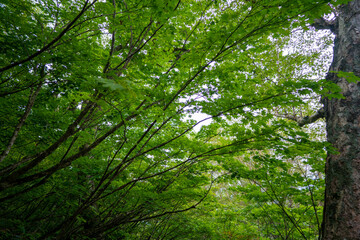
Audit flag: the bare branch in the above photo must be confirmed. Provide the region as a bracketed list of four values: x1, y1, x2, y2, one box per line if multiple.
[276, 108, 325, 127]
[312, 17, 336, 32]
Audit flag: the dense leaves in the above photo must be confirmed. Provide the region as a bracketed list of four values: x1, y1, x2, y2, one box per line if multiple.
[0, 0, 349, 239]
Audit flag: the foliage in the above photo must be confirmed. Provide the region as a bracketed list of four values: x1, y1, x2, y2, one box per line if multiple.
[0, 0, 350, 239]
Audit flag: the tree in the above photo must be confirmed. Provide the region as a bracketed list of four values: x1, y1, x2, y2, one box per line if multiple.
[312, 0, 360, 238]
[0, 0, 349, 239]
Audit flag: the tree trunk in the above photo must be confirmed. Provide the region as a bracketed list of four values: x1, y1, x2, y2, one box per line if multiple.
[322, 0, 360, 239]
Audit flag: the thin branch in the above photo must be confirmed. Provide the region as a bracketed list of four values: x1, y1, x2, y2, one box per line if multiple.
[128, 180, 213, 223]
[257, 201, 285, 239]
[0, 0, 97, 73]
[0, 102, 97, 186]
[0, 83, 42, 162]
[259, 177, 308, 240]
[103, 0, 117, 73]
[295, 159, 321, 236]
[112, 20, 158, 71]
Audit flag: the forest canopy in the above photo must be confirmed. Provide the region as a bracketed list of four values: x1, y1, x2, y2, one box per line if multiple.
[0, 0, 352, 239]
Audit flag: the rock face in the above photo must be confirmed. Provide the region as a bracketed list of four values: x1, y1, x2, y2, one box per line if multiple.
[322, 1, 360, 239]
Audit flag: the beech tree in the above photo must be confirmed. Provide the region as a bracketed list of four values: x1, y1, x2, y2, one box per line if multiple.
[0, 0, 354, 239]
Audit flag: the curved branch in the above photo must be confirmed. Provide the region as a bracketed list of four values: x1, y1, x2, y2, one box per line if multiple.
[0, 0, 97, 73]
[128, 180, 213, 223]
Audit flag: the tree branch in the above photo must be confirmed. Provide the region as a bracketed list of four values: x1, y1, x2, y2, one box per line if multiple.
[277, 108, 325, 127]
[0, 0, 97, 73]
[0, 83, 42, 162]
[312, 17, 336, 32]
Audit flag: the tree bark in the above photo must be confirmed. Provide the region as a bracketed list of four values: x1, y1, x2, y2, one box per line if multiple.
[322, 1, 360, 239]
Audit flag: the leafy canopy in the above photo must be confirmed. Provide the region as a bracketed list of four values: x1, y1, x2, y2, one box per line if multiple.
[0, 0, 349, 239]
